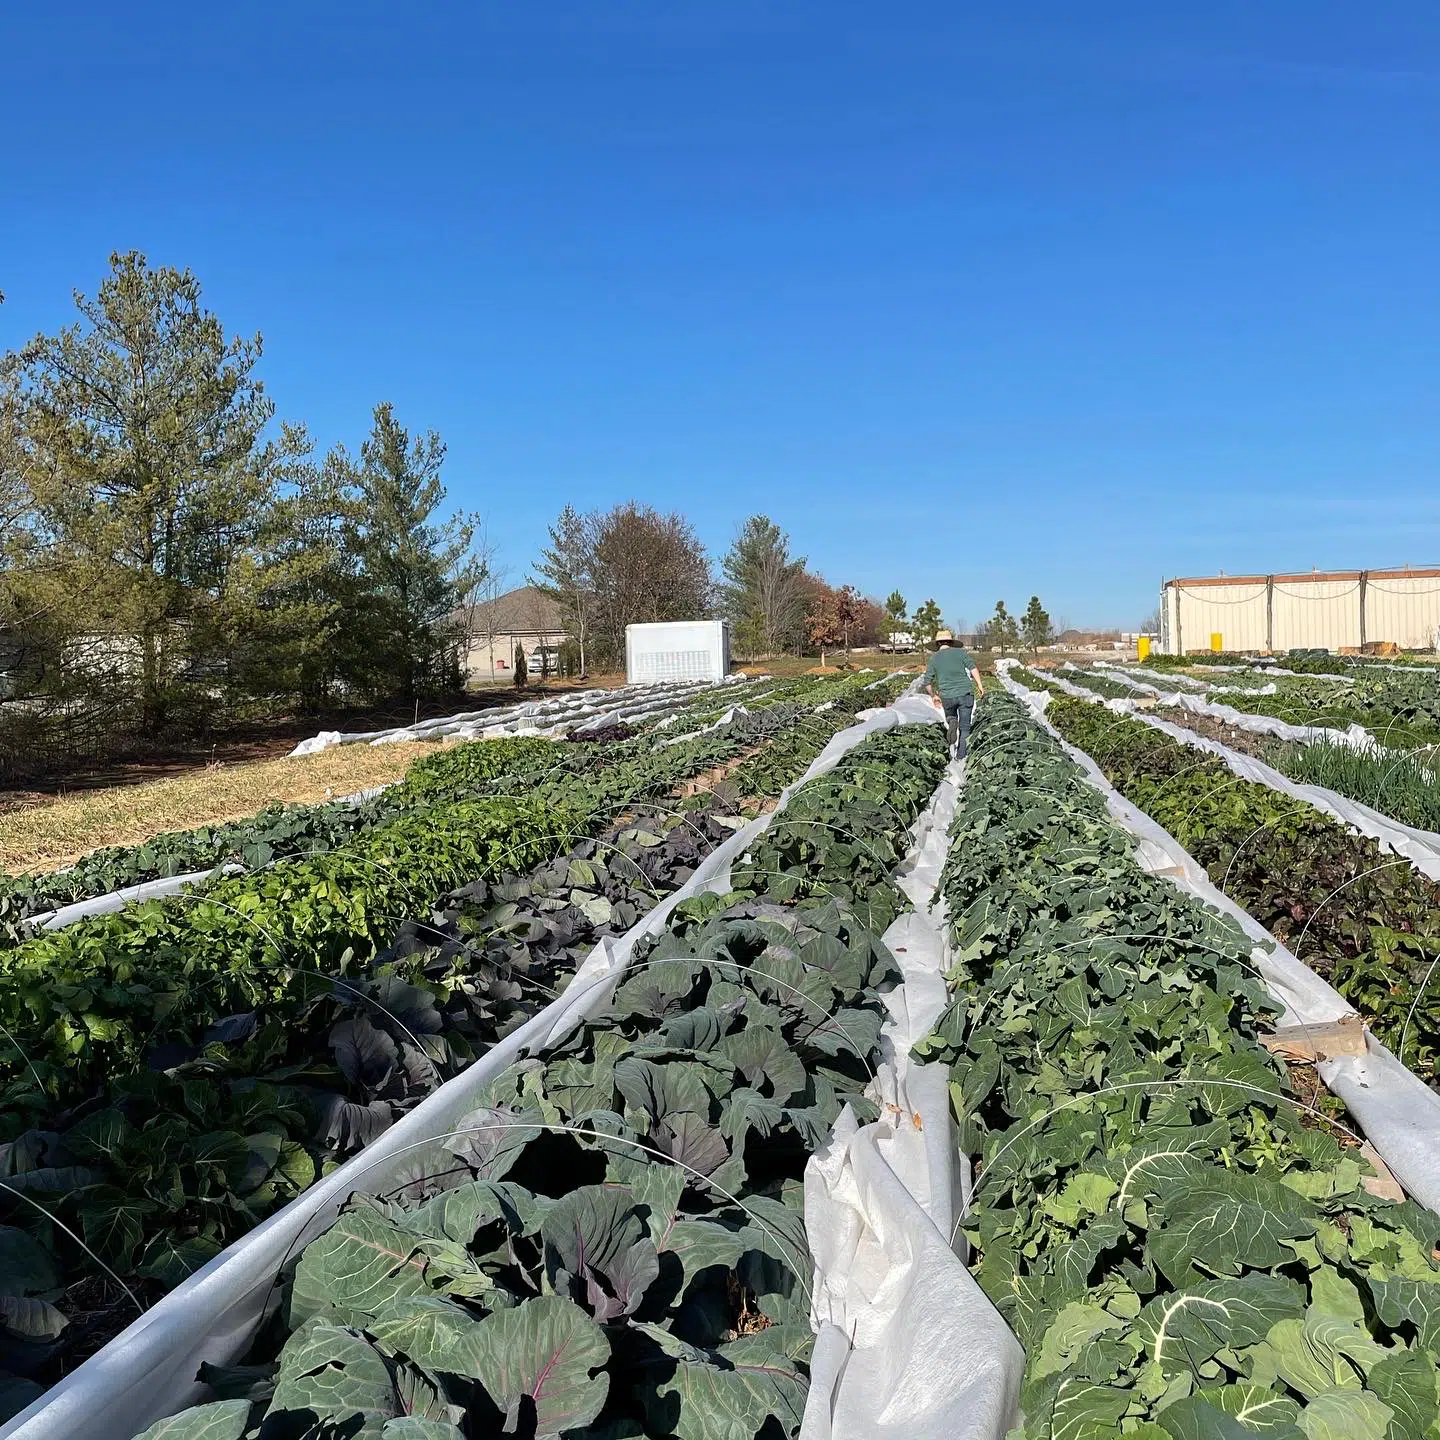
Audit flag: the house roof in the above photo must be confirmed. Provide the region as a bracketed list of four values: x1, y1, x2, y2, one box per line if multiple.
[451, 585, 568, 635]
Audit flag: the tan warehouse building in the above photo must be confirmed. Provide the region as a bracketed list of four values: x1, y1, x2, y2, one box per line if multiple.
[1160, 569, 1440, 655]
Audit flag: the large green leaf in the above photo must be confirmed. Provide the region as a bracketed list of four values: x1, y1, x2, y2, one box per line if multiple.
[1033, 1302, 1127, 1379]
[1136, 1275, 1305, 1375]
[1023, 1373, 1132, 1440]
[1295, 1389, 1393, 1440]
[290, 1209, 433, 1327]
[718, 1027, 808, 1103]
[541, 1184, 659, 1321]
[1191, 1383, 1302, 1436]
[1155, 1395, 1298, 1440]
[1371, 1279, 1440, 1352]
[130, 1400, 252, 1440]
[457, 1295, 609, 1438]
[366, 1296, 478, 1371]
[0, 1295, 67, 1341]
[1365, 1348, 1440, 1440]
[645, 1333, 807, 1440]
[380, 1420, 464, 1440]
[1148, 1181, 1317, 1285]
[269, 1325, 399, 1439]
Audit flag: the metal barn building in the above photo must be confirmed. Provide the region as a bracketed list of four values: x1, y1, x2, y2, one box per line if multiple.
[1159, 569, 1440, 655]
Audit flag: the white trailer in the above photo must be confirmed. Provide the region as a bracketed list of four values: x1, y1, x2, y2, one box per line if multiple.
[625, 620, 732, 684]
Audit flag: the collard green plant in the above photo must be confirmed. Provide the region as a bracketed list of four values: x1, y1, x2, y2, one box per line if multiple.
[1042, 694, 1440, 1084]
[924, 693, 1440, 1437]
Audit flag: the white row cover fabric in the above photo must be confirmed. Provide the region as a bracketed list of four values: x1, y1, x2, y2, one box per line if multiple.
[1034, 670, 1440, 884]
[288, 676, 751, 756]
[23, 865, 245, 933]
[0, 695, 930, 1440]
[802, 756, 1024, 1440]
[1001, 672, 1440, 1219]
[1049, 667, 1379, 751]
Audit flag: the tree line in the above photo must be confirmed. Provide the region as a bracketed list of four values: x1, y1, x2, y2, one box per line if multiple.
[0, 254, 487, 776]
[533, 507, 934, 670]
[0, 253, 912, 779]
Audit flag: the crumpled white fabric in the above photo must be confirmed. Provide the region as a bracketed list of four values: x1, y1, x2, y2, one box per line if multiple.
[0, 693, 945, 1440]
[1046, 668, 1381, 755]
[1002, 670, 1440, 1219]
[285, 676, 749, 756]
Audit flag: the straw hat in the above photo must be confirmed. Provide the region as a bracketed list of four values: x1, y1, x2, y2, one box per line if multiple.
[934, 629, 954, 643]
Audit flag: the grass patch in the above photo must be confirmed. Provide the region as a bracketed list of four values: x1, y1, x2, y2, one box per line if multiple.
[0, 742, 441, 875]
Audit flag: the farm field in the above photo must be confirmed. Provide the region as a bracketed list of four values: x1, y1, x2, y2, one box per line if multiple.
[8, 669, 1440, 1440]
[1008, 670, 1440, 1077]
[1039, 660, 1440, 834]
[0, 669, 917, 1420]
[920, 691, 1440, 1437]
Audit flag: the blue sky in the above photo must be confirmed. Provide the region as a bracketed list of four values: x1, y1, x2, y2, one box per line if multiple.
[4, 3, 1439, 630]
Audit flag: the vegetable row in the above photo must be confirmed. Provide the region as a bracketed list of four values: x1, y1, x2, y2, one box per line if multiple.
[1012, 675, 1440, 1078]
[0, 674, 880, 939]
[918, 691, 1440, 1438]
[0, 675, 911, 1414]
[111, 716, 948, 1440]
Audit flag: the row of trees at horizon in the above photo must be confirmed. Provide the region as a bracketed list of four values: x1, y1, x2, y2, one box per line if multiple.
[531, 507, 958, 672]
[0, 253, 915, 780]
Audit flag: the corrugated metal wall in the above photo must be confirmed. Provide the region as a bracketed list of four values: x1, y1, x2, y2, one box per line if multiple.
[1272, 578, 1362, 650]
[1166, 581, 1267, 653]
[1161, 571, 1440, 653]
[1366, 574, 1440, 650]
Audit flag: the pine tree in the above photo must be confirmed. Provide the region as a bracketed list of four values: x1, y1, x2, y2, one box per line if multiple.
[1021, 595, 1053, 655]
[342, 403, 482, 700]
[989, 600, 1020, 656]
[883, 590, 908, 645]
[15, 250, 302, 730]
[911, 598, 942, 647]
[533, 504, 596, 675]
[720, 516, 806, 659]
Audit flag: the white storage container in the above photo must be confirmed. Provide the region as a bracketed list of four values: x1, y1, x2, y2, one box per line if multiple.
[625, 619, 731, 684]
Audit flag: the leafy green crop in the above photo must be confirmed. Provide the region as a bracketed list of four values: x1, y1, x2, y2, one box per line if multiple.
[1271, 735, 1440, 833]
[0, 691, 937, 1415]
[104, 715, 946, 1439]
[1059, 669, 1145, 702]
[0, 737, 567, 945]
[733, 724, 949, 932]
[1044, 694, 1440, 1083]
[921, 693, 1440, 1438]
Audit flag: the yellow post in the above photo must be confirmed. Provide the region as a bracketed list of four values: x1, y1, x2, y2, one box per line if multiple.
[1210, 632, 1223, 653]
[1137, 635, 1151, 661]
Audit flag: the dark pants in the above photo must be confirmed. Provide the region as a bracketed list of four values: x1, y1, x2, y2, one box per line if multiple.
[942, 695, 973, 759]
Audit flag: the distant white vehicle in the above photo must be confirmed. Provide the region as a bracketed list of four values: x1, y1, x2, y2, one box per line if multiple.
[879, 630, 915, 653]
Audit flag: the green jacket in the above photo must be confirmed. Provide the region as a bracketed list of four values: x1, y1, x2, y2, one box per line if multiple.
[924, 647, 978, 700]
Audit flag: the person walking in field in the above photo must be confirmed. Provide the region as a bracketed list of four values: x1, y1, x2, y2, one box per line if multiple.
[923, 630, 984, 760]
